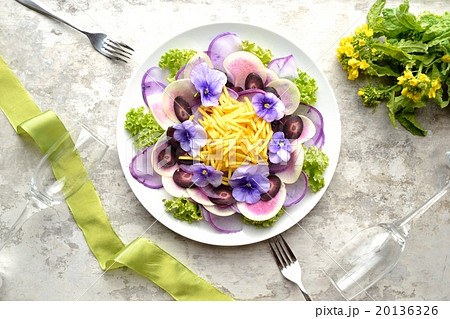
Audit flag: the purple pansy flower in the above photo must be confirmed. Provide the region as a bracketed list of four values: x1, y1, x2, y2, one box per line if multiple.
[173, 120, 207, 157]
[229, 164, 270, 204]
[189, 163, 223, 187]
[268, 132, 292, 164]
[190, 63, 227, 106]
[252, 92, 285, 122]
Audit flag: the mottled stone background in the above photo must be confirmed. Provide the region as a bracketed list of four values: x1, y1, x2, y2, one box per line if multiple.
[0, 0, 449, 300]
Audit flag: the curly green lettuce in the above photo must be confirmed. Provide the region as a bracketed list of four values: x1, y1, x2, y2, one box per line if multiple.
[124, 106, 164, 149]
[158, 48, 197, 82]
[294, 69, 318, 105]
[241, 40, 274, 66]
[163, 197, 203, 223]
[302, 146, 329, 193]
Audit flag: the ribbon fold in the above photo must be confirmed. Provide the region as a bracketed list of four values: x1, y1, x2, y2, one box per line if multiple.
[0, 55, 232, 301]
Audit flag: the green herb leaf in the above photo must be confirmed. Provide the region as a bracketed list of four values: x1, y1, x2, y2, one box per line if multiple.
[125, 106, 165, 149]
[158, 48, 197, 82]
[240, 40, 274, 66]
[294, 69, 318, 105]
[302, 146, 329, 193]
[163, 197, 203, 223]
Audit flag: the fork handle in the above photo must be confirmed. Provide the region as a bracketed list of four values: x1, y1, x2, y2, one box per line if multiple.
[300, 289, 312, 301]
[15, 0, 84, 33]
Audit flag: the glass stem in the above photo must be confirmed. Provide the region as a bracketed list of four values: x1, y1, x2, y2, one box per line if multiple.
[0, 196, 47, 252]
[393, 180, 450, 236]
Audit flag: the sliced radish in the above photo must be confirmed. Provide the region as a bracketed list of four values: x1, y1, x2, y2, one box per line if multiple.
[284, 171, 308, 207]
[151, 135, 180, 177]
[293, 115, 316, 146]
[237, 183, 286, 221]
[237, 88, 266, 103]
[200, 206, 243, 233]
[202, 203, 236, 217]
[207, 32, 242, 72]
[187, 187, 215, 206]
[267, 55, 298, 80]
[275, 144, 305, 184]
[223, 51, 266, 89]
[161, 79, 199, 124]
[297, 103, 325, 148]
[264, 68, 279, 85]
[161, 176, 188, 197]
[182, 52, 213, 80]
[129, 146, 163, 189]
[146, 94, 173, 130]
[266, 79, 300, 115]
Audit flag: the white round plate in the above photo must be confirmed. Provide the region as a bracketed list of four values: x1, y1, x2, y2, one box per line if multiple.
[117, 23, 341, 246]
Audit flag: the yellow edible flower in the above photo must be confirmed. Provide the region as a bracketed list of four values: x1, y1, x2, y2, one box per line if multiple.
[443, 55, 450, 63]
[348, 68, 359, 81]
[428, 78, 442, 98]
[359, 39, 366, 47]
[409, 78, 418, 86]
[359, 59, 370, 70]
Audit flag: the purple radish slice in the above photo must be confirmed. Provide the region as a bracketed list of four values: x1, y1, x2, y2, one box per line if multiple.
[266, 79, 300, 115]
[129, 146, 163, 189]
[175, 65, 186, 81]
[157, 146, 177, 168]
[166, 126, 180, 148]
[207, 32, 242, 72]
[260, 175, 282, 201]
[244, 73, 264, 90]
[145, 97, 173, 131]
[182, 52, 213, 79]
[141, 66, 169, 89]
[151, 135, 180, 177]
[284, 171, 308, 207]
[161, 79, 199, 124]
[174, 96, 192, 122]
[283, 115, 303, 139]
[202, 203, 237, 217]
[186, 187, 215, 206]
[200, 206, 243, 233]
[267, 55, 298, 80]
[223, 51, 266, 90]
[275, 143, 305, 184]
[297, 103, 325, 148]
[162, 175, 188, 197]
[226, 87, 240, 100]
[198, 184, 222, 199]
[237, 183, 286, 221]
[209, 185, 236, 206]
[172, 168, 195, 188]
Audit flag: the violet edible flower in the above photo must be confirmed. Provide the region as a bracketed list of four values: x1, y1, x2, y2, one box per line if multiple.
[173, 120, 207, 157]
[189, 163, 223, 187]
[190, 63, 227, 107]
[229, 164, 270, 204]
[252, 92, 285, 122]
[268, 131, 292, 164]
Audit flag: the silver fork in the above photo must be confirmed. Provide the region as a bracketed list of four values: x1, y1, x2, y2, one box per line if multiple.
[16, 0, 133, 63]
[269, 234, 312, 301]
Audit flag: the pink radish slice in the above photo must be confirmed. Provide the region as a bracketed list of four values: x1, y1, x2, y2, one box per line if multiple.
[141, 66, 169, 88]
[292, 115, 316, 146]
[151, 135, 180, 177]
[284, 171, 308, 207]
[161, 176, 188, 197]
[297, 103, 325, 148]
[237, 183, 286, 221]
[161, 79, 199, 124]
[267, 55, 298, 80]
[266, 79, 300, 115]
[200, 206, 243, 233]
[223, 51, 267, 90]
[129, 146, 163, 189]
[275, 144, 305, 184]
[207, 32, 243, 72]
[146, 95, 173, 130]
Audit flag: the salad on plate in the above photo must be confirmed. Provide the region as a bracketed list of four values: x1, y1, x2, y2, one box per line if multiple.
[125, 31, 329, 234]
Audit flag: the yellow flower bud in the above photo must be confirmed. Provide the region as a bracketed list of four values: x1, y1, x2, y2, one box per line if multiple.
[409, 78, 418, 86]
[443, 55, 450, 63]
[357, 89, 365, 96]
[359, 59, 370, 70]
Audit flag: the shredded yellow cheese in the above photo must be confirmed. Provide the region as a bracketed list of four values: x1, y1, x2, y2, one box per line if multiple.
[196, 87, 273, 182]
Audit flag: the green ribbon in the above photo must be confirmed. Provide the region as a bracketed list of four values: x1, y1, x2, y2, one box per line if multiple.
[0, 55, 233, 301]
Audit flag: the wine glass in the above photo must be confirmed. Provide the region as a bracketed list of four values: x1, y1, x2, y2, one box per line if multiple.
[0, 124, 109, 288]
[323, 151, 450, 300]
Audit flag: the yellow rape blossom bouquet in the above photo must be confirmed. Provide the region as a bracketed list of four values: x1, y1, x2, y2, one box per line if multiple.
[337, 0, 450, 136]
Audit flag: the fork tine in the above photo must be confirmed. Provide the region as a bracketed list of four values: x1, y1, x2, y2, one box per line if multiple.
[278, 234, 297, 264]
[105, 40, 133, 56]
[100, 49, 128, 63]
[269, 238, 285, 269]
[103, 46, 131, 61]
[108, 38, 134, 52]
